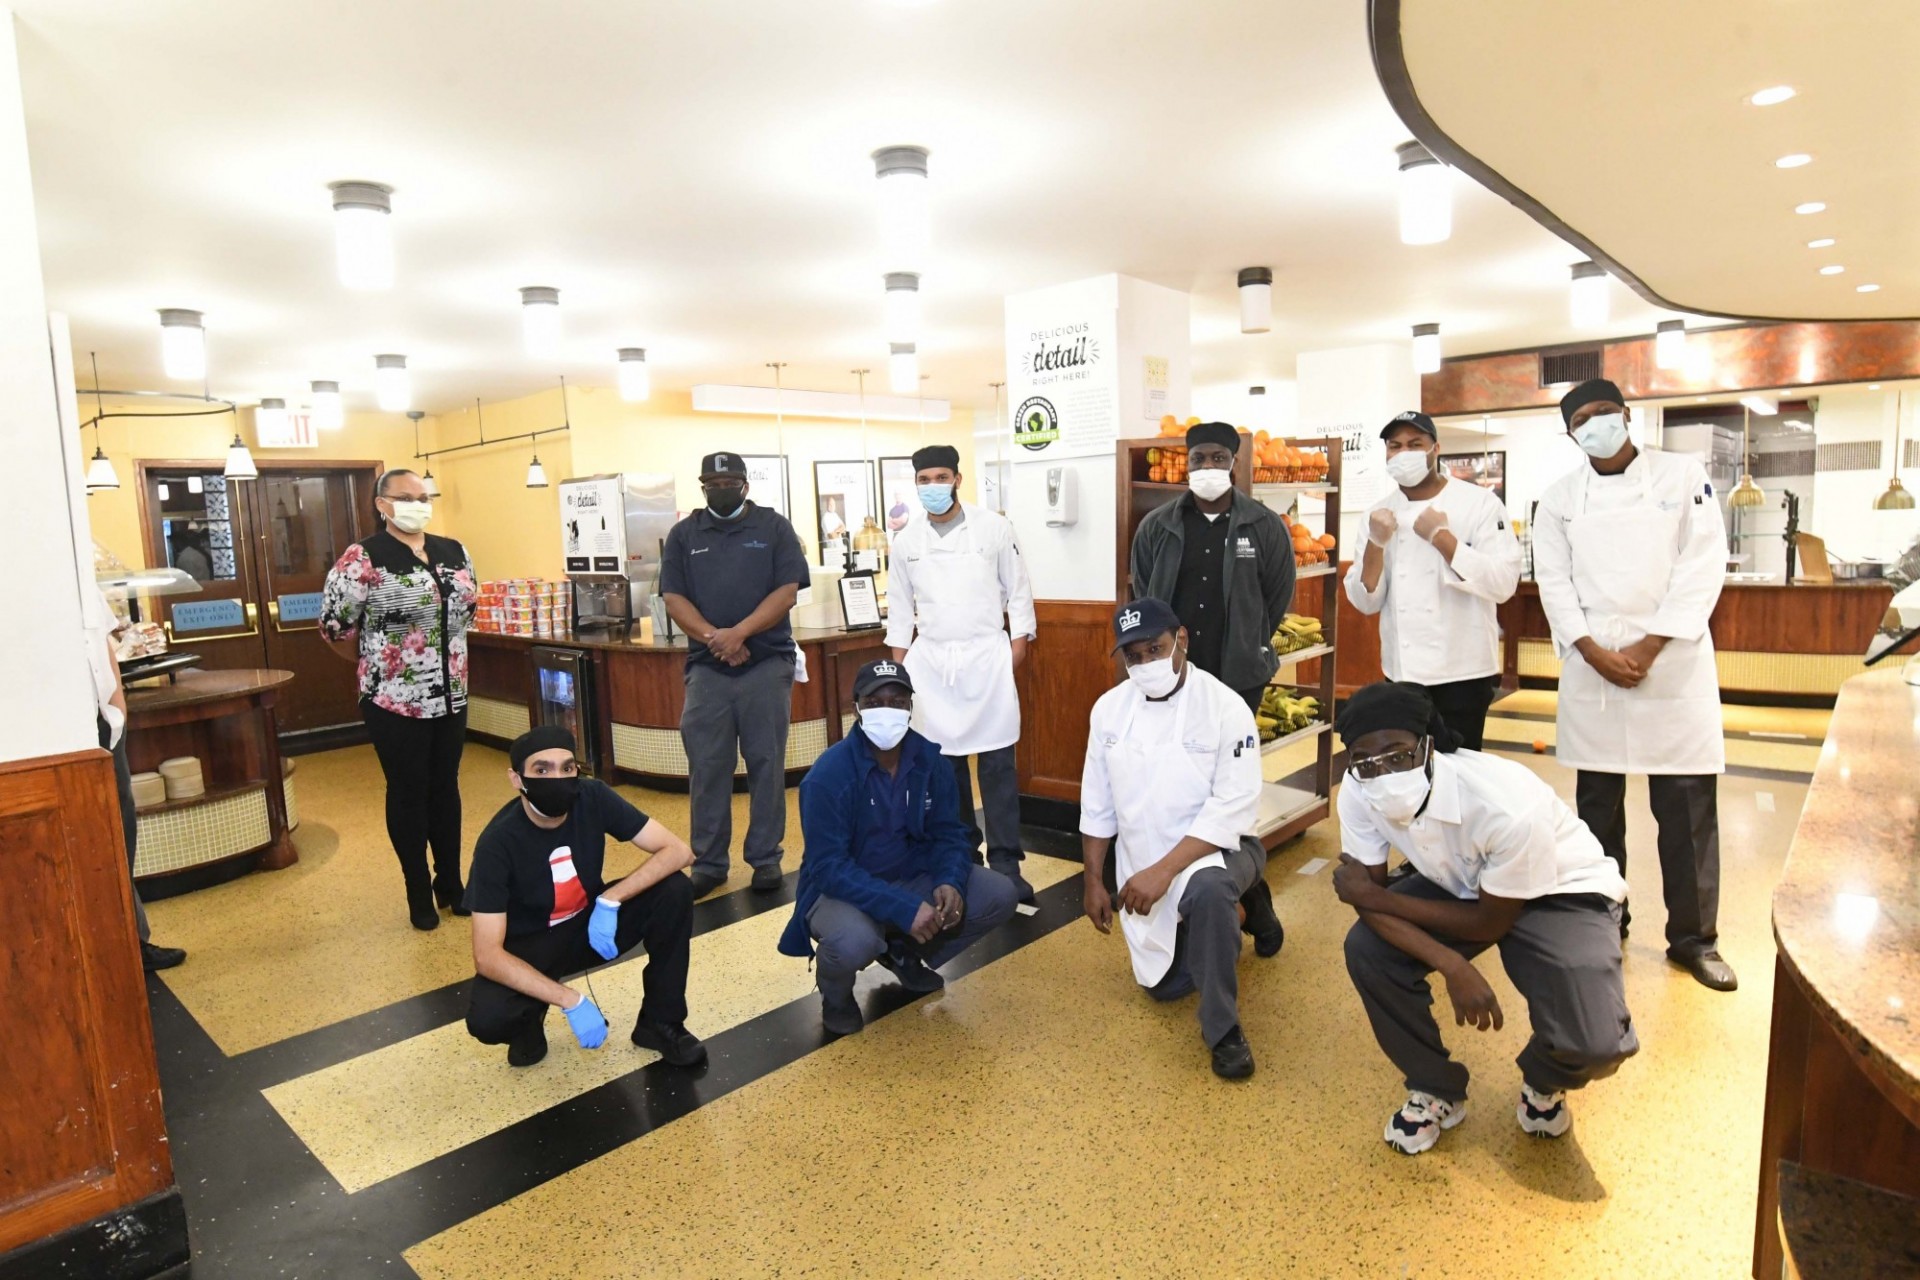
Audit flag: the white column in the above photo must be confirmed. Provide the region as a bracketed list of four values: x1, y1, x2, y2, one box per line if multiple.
[0, 9, 99, 763]
[1296, 343, 1420, 548]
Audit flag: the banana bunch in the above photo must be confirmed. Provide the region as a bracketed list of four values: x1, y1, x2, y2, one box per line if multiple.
[1255, 690, 1321, 742]
[1271, 613, 1324, 656]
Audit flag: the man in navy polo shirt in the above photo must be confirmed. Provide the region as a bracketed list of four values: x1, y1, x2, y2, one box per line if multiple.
[661, 451, 812, 898]
[778, 659, 1021, 1036]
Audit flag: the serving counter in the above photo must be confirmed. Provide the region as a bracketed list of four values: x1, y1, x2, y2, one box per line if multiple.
[466, 626, 893, 787]
[1751, 666, 1920, 1277]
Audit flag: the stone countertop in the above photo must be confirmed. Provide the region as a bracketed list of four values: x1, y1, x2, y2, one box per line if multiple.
[125, 667, 296, 714]
[466, 625, 875, 654]
[1773, 665, 1920, 1107]
[1776, 1161, 1920, 1278]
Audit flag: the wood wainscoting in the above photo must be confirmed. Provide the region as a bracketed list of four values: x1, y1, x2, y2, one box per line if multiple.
[0, 750, 185, 1276]
[1014, 600, 1120, 805]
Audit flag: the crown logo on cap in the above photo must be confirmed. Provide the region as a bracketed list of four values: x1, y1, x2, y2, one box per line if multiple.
[1119, 607, 1141, 630]
[872, 661, 898, 676]
[1394, 411, 1420, 421]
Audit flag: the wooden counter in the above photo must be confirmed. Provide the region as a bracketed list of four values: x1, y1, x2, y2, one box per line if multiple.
[1752, 666, 1920, 1278]
[124, 667, 299, 890]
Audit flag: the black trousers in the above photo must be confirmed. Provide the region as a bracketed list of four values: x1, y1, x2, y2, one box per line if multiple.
[98, 714, 150, 943]
[951, 746, 1023, 869]
[1575, 770, 1720, 957]
[466, 872, 695, 1043]
[1417, 676, 1499, 751]
[363, 700, 467, 901]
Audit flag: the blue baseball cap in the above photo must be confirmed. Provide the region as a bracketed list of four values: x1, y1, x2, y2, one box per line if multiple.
[1111, 597, 1181, 651]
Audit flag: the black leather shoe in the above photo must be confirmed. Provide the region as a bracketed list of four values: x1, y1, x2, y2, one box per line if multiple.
[1240, 879, 1285, 958]
[507, 1016, 548, 1067]
[750, 863, 785, 893]
[141, 942, 187, 971]
[409, 902, 441, 931]
[434, 879, 470, 917]
[688, 870, 727, 899]
[1210, 1026, 1255, 1080]
[1670, 948, 1738, 992]
[877, 946, 946, 994]
[632, 1018, 709, 1067]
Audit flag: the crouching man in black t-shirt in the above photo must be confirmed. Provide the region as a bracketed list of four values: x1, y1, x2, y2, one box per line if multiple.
[464, 725, 707, 1069]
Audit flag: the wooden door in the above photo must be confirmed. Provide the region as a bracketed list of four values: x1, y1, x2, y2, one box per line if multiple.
[137, 463, 269, 674]
[254, 466, 378, 732]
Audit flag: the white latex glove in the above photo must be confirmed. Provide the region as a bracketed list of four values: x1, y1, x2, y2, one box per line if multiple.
[1413, 506, 1449, 543]
[1367, 508, 1398, 548]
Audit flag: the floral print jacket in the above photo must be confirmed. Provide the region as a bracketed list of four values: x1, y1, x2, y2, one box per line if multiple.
[320, 530, 477, 719]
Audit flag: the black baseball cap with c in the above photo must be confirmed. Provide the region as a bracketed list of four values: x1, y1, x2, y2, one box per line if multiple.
[700, 452, 748, 480]
[852, 658, 913, 701]
[1111, 597, 1182, 651]
[1380, 410, 1437, 441]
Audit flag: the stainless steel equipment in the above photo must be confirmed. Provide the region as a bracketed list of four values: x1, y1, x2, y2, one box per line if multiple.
[559, 472, 678, 630]
[531, 645, 602, 775]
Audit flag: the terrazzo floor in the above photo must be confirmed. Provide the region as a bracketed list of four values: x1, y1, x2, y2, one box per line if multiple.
[142, 696, 1812, 1278]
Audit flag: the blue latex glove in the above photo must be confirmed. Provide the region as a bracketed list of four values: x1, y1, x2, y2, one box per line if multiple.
[563, 996, 608, 1049]
[586, 896, 621, 960]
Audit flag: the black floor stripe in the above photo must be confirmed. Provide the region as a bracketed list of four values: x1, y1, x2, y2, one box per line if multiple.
[1488, 706, 1824, 745]
[1480, 737, 1813, 784]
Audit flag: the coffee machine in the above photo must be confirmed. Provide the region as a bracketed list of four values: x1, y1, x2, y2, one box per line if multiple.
[558, 473, 678, 631]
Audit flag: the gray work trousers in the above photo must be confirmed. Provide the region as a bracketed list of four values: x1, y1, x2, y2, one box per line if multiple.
[1343, 874, 1639, 1101]
[681, 658, 794, 877]
[1575, 770, 1720, 958]
[99, 714, 150, 943]
[950, 745, 1023, 870]
[1145, 837, 1260, 1048]
[809, 865, 1021, 990]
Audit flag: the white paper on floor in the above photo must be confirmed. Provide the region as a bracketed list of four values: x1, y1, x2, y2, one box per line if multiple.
[1015, 903, 1039, 916]
[1757, 791, 1776, 812]
[1296, 857, 1330, 876]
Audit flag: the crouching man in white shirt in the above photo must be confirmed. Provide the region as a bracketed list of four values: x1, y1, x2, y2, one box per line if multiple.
[1331, 681, 1638, 1155]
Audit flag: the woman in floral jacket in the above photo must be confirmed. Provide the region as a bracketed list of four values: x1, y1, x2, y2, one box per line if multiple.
[322, 469, 478, 930]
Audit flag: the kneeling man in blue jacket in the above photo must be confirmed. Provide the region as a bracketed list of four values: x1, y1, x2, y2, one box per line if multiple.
[779, 658, 1021, 1035]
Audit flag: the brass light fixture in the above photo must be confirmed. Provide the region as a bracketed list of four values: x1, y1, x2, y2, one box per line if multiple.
[1874, 390, 1916, 510]
[1728, 406, 1767, 508]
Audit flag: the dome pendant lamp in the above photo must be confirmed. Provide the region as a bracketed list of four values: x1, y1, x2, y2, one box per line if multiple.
[1874, 391, 1917, 510]
[1728, 407, 1766, 510]
[224, 434, 258, 480]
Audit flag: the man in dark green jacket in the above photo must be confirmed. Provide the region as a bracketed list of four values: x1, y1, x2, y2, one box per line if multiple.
[1129, 422, 1296, 713]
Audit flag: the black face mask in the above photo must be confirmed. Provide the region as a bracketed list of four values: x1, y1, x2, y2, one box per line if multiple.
[705, 484, 745, 518]
[520, 775, 580, 819]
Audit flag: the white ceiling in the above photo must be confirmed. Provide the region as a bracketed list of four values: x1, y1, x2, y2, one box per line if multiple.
[1391, 0, 1919, 321]
[14, 0, 1682, 416]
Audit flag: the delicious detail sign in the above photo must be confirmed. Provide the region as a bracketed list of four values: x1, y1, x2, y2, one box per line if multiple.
[1005, 279, 1120, 461]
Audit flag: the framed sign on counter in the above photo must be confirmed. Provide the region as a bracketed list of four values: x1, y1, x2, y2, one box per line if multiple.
[1438, 451, 1506, 503]
[879, 456, 917, 536]
[813, 459, 875, 562]
[741, 454, 790, 518]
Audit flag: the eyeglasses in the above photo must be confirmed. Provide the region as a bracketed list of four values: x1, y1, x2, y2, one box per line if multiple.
[1347, 737, 1430, 781]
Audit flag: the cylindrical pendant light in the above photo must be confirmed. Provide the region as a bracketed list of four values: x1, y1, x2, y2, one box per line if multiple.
[158, 309, 206, 380]
[224, 434, 258, 480]
[1238, 267, 1273, 334]
[1875, 391, 1917, 510]
[1396, 141, 1451, 245]
[885, 272, 921, 345]
[1411, 323, 1442, 375]
[889, 342, 918, 395]
[328, 181, 394, 290]
[617, 347, 650, 402]
[873, 145, 930, 271]
[525, 453, 548, 488]
[85, 446, 119, 491]
[374, 354, 410, 412]
[309, 380, 343, 430]
[1570, 261, 1609, 328]
[1654, 319, 1687, 371]
[255, 397, 287, 442]
[420, 468, 440, 498]
[520, 287, 561, 359]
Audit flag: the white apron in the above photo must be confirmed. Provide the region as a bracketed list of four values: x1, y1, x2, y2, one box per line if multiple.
[1104, 685, 1228, 987]
[1557, 464, 1725, 775]
[902, 520, 1020, 755]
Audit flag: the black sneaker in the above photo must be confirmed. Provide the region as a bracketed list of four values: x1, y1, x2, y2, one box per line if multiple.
[435, 879, 470, 917]
[750, 863, 784, 893]
[988, 858, 1035, 905]
[1210, 1026, 1255, 1080]
[820, 985, 863, 1036]
[141, 942, 187, 971]
[1240, 879, 1285, 958]
[408, 902, 441, 931]
[876, 946, 946, 994]
[631, 1018, 709, 1068]
[507, 1015, 548, 1067]
[688, 870, 727, 899]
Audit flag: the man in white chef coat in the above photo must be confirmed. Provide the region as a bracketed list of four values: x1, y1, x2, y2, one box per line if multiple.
[887, 444, 1039, 901]
[1080, 597, 1278, 1080]
[1533, 378, 1736, 991]
[1346, 411, 1523, 749]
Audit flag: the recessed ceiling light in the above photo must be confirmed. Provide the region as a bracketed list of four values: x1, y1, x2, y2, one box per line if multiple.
[1775, 153, 1813, 168]
[1807, 238, 1836, 249]
[1820, 264, 1846, 275]
[1870, 383, 1882, 390]
[1748, 86, 1797, 106]
[1857, 283, 1881, 293]
[1795, 201, 1826, 214]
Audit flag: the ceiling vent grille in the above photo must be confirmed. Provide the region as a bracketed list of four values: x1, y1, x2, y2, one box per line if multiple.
[1540, 347, 1603, 388]
[1753, 450, 1815, 479]
[1816, 440, 1882, 472]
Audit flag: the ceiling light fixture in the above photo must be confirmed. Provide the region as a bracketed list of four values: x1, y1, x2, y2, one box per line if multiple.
[1395, 141, 1451, 244]
[1729, 407, 1766, 509]
[328, 181, 395, 290]
[1807, 238, 1836, 249]
[690, 383, 951, 422]
[873, 145, 930, 272]
[224, 433, 258, 480]
[1873, 392, 1915, 509]
[1411, 323, 1441, 374]
[1857, 283, 1881, 293]
[1795, 201, 1826, 215]
[1569, 261, 1608, 327]
[1775, 153, 1812, 168]
[420, 469, 440, 498]
[525, 453, 548, 488]
[618, 347, 650, 402]
[520, 286, 561, 358]
[405, 411, 439, 496]
[889, 342, 919, 396]
[1741, 395, 1779, 416]
[85, 445, 119, 492]
[885, 272, 922, 345]
[158, 308, 206, 380]
[374, 354, 410, 412]
[256, 397, 287, 439]
[1655, 319, 1687, 371]
[1748, 85, 1796, 106]
[188, 474, 203, 494]
[1820, 264, 1846, 275]
[310, 380, 343, 430]
[1238, 267, 1274, 334]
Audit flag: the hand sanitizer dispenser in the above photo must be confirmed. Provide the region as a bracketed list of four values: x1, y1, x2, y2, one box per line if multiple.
[1044, 465, 1078, 527]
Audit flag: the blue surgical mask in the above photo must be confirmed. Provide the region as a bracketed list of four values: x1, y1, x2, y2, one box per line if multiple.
[917, 483, 955, 516]
[859, 707, 911, 750]
[1574, 413, 1629, 460]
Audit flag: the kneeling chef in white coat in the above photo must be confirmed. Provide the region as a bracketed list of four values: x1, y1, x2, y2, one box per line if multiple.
[1533, 378, 1736, 992]
[1079, 597, 1283, 1080]
[887, 444, 1040, 901]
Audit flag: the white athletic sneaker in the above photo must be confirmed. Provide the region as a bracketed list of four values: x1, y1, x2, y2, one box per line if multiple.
[1516, 1084, 1571, 1138]
[1383, 1091, 1468, 1155]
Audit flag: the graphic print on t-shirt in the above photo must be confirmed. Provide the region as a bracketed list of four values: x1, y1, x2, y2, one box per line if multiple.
[548, 846, 589, 926]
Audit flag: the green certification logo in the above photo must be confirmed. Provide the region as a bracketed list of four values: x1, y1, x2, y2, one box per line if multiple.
[1014, 396, 1059, 451]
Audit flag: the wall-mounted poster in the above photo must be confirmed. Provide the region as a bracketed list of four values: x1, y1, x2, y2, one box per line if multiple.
[741, 455, 790, 518]
[812, 459, 875, 562]
[1439, 451, 1506, 503]
[1003, 275, 1120, 461]
[879, 457, 917, 536]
